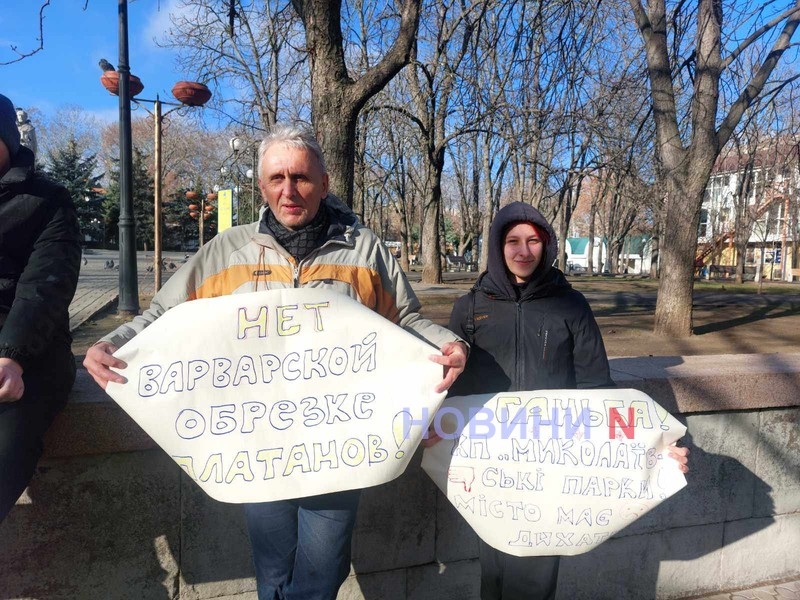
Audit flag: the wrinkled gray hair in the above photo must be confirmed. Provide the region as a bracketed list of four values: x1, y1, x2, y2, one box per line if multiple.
[258, 123, 326, 175]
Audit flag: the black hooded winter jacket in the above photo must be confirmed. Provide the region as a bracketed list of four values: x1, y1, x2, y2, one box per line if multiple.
[0, 146, 81, 372]
[447, 202, 613, 396]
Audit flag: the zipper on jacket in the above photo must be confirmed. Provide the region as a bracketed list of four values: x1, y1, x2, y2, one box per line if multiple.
[536, 322, 549, 361]
[292, 263, 300, 288]
[515, 302, 523, 390]
[290, 234, 355, 289]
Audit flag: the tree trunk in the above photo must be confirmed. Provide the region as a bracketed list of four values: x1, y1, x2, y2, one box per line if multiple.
[630, 0, 800, 336]
[557, 209, 569, 272]
[650, 206, 664, 280]
[421, 166, 443, 283]
[653, 174, 704, 336]
[479, 203, 492, 273]
[734, 217, 748, 284]
[292, 0, 421, 207]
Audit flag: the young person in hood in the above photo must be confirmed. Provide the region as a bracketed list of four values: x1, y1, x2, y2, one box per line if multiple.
[443, 201, 689, 599]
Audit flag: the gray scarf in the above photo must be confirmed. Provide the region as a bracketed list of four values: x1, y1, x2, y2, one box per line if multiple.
[261, 204, 330, 260]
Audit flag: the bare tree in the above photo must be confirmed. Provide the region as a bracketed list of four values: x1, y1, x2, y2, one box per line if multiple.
[402, 0, 490, 282]
[35, 106, 104, 161]
[291, 0, 421, 207]
[0, 1, 55, 65]
[161, 0, 304, 131]
[628, 0, 800, 336]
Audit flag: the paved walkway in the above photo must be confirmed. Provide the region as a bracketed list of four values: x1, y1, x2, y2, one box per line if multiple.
[694, 579, 800, 600]
[69, 249, 185, 331]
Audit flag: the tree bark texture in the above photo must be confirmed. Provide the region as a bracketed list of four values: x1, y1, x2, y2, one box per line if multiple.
[422, 160, 444, 283]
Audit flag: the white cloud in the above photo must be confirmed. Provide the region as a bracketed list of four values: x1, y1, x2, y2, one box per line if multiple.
[85, 107, 122, 125]
[141, 0, 193, 48]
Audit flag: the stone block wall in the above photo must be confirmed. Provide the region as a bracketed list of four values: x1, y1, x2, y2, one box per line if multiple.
[1, 354, 798, 599]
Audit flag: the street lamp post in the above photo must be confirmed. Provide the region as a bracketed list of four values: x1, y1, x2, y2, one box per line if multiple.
[149, 84, 211, 289]
[117, 0, 137, 315]
[103, 2, 213, 304]
[246, 167, 257, 223]
[153, 97, 164, 290]
[101, 75, 211, 291]
[230, 136, 260, 223]
[188, 191, 216, 247]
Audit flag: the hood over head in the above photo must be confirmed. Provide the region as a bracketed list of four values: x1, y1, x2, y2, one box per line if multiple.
[484, 201, 558, 298]
[0, 94, 20, 160]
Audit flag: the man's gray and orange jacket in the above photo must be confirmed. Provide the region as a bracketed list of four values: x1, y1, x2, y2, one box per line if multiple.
[100, 196, 461, 353]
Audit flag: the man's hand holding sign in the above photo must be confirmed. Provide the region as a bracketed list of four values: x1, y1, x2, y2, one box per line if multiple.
[85, 288, 456, 503]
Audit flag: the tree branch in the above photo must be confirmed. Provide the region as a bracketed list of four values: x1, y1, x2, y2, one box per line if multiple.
[0, 1, 51, 65]
[721, 3, 800, 69]
[351, 0, 422, 111]
[718, 0, 800, 148]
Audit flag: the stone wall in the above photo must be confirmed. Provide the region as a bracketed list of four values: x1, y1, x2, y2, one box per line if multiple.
[1, 354, 798, 600]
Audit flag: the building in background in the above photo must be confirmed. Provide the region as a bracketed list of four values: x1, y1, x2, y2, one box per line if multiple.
[696, 139, 799, 282]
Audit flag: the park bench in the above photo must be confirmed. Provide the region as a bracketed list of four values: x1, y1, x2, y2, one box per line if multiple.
[446, 254, 477, 272]
[708, 264, 736, 279]
[445, 254, 467, 271]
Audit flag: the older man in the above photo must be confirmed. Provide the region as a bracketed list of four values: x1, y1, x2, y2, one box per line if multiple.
[85, 123, 467, 599]
[0, 93, 81, 521]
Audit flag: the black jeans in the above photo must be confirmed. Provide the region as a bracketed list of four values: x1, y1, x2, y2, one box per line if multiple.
[0, 352, 74, 521]
[479, 539, 560, 600]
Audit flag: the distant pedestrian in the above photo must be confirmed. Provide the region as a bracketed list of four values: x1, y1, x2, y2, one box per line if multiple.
[0, 92, 81, 521]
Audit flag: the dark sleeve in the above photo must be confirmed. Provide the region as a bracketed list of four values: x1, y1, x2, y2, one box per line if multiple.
[446, 293, 475, 397]
[570, 295, 615, 389]
[447, 292, 471, 340]
[0, 189, 82, 368]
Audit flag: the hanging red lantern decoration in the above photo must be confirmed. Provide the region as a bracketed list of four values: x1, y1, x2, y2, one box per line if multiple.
[100, 71, 144, 97]
[172, 81, 212, 107]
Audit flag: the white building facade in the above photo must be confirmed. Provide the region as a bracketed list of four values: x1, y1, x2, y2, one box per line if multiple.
[698, 147, 800, 281]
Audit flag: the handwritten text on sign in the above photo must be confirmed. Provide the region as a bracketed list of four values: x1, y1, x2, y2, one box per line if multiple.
[421, 389, 687, 556]
[106, 288, 445, 503]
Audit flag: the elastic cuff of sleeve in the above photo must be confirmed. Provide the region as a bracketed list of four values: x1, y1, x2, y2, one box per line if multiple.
[0, 347, 29, 370]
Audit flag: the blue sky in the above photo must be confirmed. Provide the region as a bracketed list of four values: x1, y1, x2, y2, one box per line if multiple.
[1, 0, 193, 123]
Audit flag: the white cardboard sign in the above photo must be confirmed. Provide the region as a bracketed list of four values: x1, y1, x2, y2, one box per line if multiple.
[421, 389, 687, 556]
[106, 288, 445, 503]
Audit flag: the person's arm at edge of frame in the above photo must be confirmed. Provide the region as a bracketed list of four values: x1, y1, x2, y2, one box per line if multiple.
[0, 188, 81, 402]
